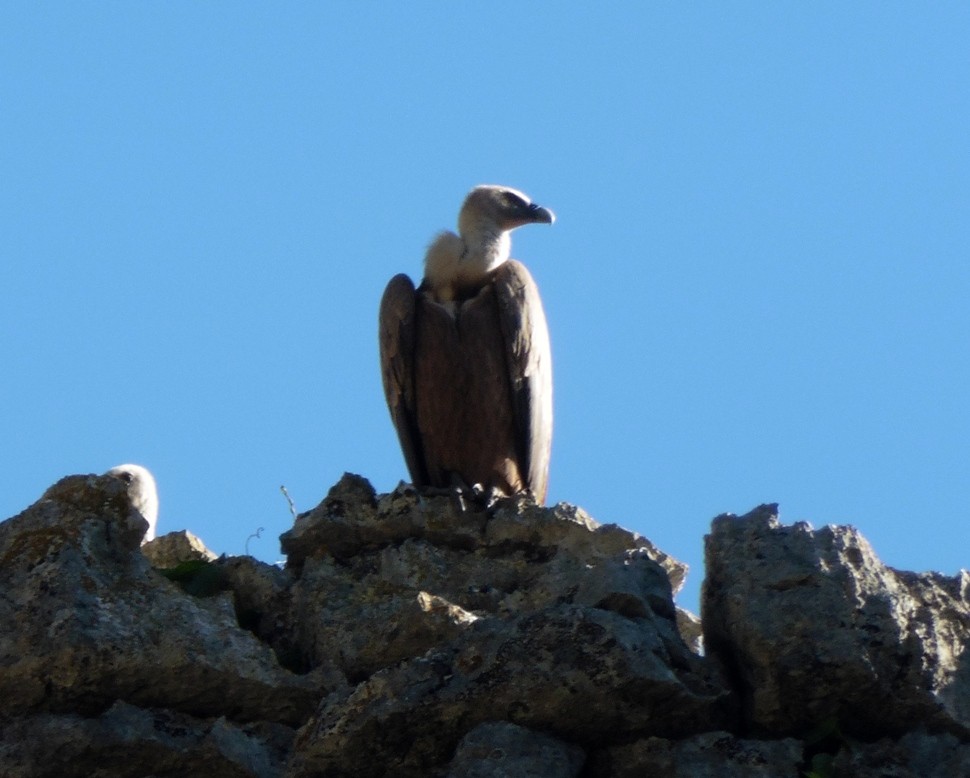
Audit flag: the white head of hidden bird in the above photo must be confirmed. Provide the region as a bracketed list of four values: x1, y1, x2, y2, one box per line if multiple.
[105, 464, 159, 543]
[379, 184, 555, 503]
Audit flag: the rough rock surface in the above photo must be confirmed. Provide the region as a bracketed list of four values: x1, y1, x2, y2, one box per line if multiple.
[1, 473, 968, 776]
[703, 503, 970, 739]
[290, 604, 730, 776]
[142, 528, 218, 567]
[446, 721, 585, 777]
[585, 732, 804, 777]
[828, 731, 970, 777]
[0, 701, 293, 778]
[0, 475, 318, 727]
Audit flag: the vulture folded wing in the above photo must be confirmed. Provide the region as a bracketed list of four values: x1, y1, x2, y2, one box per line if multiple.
[492, 260, 553, 503]
[378, 273, 428, 486]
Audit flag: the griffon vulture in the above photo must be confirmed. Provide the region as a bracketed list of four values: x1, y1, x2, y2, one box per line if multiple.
[379, 185, 555, 503]
[105, 463, 159, 542]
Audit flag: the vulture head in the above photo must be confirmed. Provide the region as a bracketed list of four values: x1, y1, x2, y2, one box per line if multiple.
[458, 185, 555, 236]
[105, 463, 159, 543]
[423, 185, 554, 302]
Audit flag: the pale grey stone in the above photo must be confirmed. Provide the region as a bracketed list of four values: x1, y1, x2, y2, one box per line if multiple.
[143, 528, 218, 568]
[288, 604, 733, 776]
[703, 504, 970, 737]
[0, 474, 317, 725]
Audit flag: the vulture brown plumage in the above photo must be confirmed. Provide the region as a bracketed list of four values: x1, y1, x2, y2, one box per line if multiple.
[379, 185, 554, 503]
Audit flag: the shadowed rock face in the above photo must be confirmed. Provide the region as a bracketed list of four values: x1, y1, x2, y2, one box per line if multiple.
[446, 721, 585, 778]
[702, 504, 970, 740]
[0, 475, 321, 722]
[1, 474, 968, 777]
[281, 478, 732, 776]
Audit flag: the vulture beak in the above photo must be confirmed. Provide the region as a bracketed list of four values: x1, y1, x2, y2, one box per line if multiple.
[504, 200, 555, 230]
[526, 203, 556, 225]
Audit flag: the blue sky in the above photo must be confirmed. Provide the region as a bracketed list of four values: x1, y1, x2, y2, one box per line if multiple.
[2, 5, 968, 612]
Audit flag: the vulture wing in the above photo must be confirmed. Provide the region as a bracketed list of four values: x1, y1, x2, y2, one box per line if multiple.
[378, 273, 429, 486]
[492, 260, 553, 503]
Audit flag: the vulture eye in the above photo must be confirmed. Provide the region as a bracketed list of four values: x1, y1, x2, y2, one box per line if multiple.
[118, 471, 134, 484]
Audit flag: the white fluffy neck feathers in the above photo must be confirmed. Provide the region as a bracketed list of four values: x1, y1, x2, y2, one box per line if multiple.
[422, 184, 551, 303]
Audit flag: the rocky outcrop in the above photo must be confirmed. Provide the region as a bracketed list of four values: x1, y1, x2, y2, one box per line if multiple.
[703, 504, 970, 740]
[0, 475, 967, 776]
[0, 475, 318, 726]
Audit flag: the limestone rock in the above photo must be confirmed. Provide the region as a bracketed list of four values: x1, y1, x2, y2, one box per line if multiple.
[143, 529, 218, 568]
[289, 604, 733, 776]
[283, 477, 685, 592]
[485, 495, 688, 595]
[0, 474, 318, 726]
[276, 473, 732, 776]
[828, 731, 970, 777]
[587, 732, 804, 777]
[703, 504, 970, 738]
[676, 607, 704, 654]
[280, 478, 695, 683]
[8, 470, 967, 776]
[0, 701, 293, 778]
[217, 555, 323, 680]
[445, 721, 585, 777]
[285, 550, 483, 680]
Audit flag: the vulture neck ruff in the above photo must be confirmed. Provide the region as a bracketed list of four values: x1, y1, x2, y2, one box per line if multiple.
[423, 184, 549, 306]
[423, 226, 511, 307]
